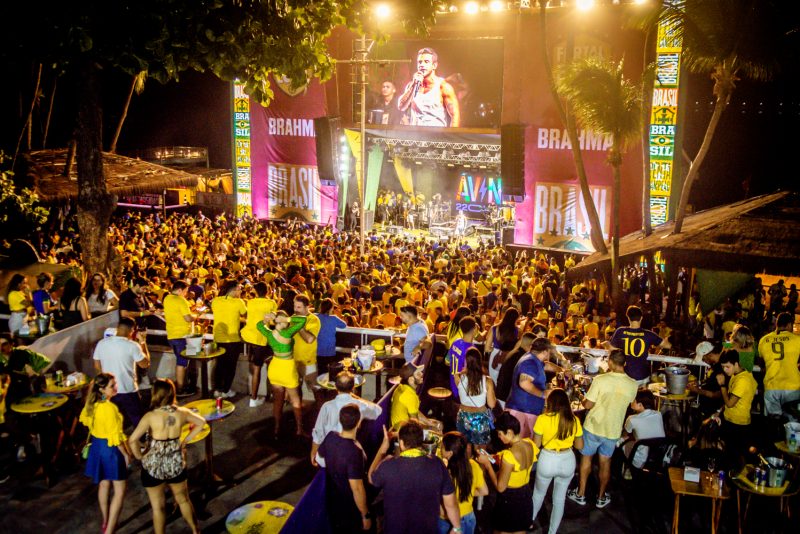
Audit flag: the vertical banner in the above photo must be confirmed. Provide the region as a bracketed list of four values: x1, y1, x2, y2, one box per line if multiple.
[648, 11, 684, 226]
[232, 82, 252, 217]
[248, 76, 338, 225]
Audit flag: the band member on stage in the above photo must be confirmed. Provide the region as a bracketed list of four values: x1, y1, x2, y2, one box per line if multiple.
[350, 201, 359, 231]
[398, 48, 460, 127]
[455, 210, 467, 236]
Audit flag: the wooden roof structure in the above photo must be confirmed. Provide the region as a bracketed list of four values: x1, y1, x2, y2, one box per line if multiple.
[568, 191, 800, 278]
[23, 149, 199, 203]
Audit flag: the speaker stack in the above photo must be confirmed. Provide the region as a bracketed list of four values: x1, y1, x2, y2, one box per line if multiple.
[500, 123, 527, 198]
[313, 116, 342, 183]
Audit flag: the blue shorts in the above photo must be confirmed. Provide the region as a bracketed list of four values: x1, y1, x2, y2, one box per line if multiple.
[169, 338, 189, 367]
[581, 429, 617, 457]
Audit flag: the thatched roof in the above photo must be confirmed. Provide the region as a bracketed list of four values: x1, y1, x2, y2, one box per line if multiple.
[568, 191, 800, 278]
[24, 149, 199, 203]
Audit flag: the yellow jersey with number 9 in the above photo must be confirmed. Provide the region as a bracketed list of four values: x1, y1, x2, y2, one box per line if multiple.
[758, 330, 800, 391]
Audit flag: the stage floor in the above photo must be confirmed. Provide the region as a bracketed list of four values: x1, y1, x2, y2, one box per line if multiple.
[371, 222, 495, 249]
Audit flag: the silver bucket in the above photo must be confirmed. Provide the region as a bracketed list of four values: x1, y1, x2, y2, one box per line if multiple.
[36, 315, 50, 334]
[665, 366, 690, 395]
[765, 457, 788, 487]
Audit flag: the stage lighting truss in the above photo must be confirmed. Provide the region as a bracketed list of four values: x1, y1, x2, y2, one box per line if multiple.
[370, 137, 501, 168]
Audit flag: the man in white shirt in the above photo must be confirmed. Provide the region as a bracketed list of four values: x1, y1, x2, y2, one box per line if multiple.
[623, 390, 665, 469]
[310, 371, 382, 467]
[93, 317, 150, 427]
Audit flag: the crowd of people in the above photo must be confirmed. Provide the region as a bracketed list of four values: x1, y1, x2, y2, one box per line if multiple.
[1, 208, 799, 533]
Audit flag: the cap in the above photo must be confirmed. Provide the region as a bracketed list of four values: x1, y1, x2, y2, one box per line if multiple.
[695, 341, 715, 359]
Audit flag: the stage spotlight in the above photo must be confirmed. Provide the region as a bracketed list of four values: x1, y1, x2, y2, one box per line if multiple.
[576, 0, 595, 10]
[464, 1, 480, 14]
[449, 4, 459, 13]
[633, 0, 648, 4]
[374, 3, 391, 19]
[489, 0, 505, 11]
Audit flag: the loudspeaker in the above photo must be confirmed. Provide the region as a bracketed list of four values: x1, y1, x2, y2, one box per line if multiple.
[314, 116, 341, 182]
[501, 123, 526, 197]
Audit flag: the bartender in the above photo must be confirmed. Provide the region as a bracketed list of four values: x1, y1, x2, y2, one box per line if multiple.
[687, 341, 724, 417]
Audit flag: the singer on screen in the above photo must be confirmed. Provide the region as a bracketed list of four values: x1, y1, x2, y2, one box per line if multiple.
[398, 47, 460, 127]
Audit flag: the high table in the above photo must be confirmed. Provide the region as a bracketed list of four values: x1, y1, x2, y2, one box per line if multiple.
[45, 375, 88, 395]
[11, 393, 69, 414]
[732, 464, 799, 534]
[649, 382, 697, 446]
[181, 348, 226, 398]
[226, 500, 294, 534]
[183, 399, 235, 483]
[668, 467, 730, 534]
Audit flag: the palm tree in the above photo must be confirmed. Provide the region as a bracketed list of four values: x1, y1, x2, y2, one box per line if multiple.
[557, 57, 642, 312]
[666, 0, 788, 234]
[538, 2, 608, 255]
[109, 71, 147, 153]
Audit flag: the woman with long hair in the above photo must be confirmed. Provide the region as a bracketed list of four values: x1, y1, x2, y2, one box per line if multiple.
[455, 348, 497, 450]
[258, 310, 308, 437]
[55, 277, 89, 329]
[6, 273, 31, 336]
[438, 432, 488, 534]
[84, 273, 119, 318]
[444, 305, 472, 346]
[531, 389, 584, 534]
[476, 411, 537, 534]
[80, 373, 130, 534]
[486, 307, 520, 384]
[128, 379, 205, 534]
[727, 324, 756, 372]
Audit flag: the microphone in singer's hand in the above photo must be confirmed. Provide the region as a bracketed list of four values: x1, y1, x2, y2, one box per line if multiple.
[412, 72, 422, 97]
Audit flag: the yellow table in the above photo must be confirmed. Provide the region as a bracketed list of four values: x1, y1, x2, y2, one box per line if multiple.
[226, 500, 294, 534]
[775, 440, 800, 457]
[45, 375, 88, 395]
[181, 348, 226, 398]
[180, 422, 211, 445]
[183, 399, 234, 483]
[11, 393, 68, 414]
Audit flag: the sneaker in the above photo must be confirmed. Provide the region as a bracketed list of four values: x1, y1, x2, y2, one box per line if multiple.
[176, 387, 195, 398]
[567, 489, 586, 505]
[596, 492, 611, 509]
[249, 397, 265, 408]
[223, 390, 236, 399]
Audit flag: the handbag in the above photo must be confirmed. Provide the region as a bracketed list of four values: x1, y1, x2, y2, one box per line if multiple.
[81, 410, 96, 460]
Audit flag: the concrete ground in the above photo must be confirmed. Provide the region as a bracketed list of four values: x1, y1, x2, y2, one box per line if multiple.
[0, 374, 792, 533]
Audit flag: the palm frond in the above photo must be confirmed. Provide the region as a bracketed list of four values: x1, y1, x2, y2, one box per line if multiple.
[556, 57, 642, 151]
[134, 71, 147, 95]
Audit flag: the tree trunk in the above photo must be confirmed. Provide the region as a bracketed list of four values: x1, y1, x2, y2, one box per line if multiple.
[611, 156, 623, 315]
[109, 74, 138, 153]
[673, 65, 734, 234]
[42, 75, 57, 149]
[641, 29, 655, 236]
[75, 61, 116, 276]
[12, 63, 42, 167]
[539, 4, 608, 255]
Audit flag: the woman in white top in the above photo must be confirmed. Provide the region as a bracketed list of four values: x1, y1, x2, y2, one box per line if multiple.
[84, 273, 119, 318]
[456, 347, 496, 450]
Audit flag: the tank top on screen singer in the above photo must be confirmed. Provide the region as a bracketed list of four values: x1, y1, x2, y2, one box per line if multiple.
[411, 77, 448, 127]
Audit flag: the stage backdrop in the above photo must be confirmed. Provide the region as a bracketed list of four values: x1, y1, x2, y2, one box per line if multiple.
[249, 76, 339, 225]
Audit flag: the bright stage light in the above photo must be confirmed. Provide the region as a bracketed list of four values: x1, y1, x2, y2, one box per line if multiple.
[576, 0, 595, 10]
[464, 1, 480, 15]
[374, 3, 391, 19]
[633, 0, 648, 4]
[489, 1, 505, 12]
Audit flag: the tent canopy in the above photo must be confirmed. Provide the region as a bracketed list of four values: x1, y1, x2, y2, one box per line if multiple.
[568, 191, 800, 279]
[23, 149, 199, 203]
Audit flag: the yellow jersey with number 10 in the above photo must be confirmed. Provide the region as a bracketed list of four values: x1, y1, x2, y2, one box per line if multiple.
[758, 330, 800, 391]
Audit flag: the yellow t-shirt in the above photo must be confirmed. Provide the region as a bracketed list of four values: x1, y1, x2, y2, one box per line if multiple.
[293, 313, 320, 365]
[241, 297, 277, 346]
[498, 438, 538, 488]
[583, 372, 638, 440]
[448, 459, 485, 517]
[8, 290, 27, 312]
[758, 330, 800, 391]
[163, 294, 192, 340]
[390, 384, 420, 430]
[80, 400, 127, 446]
[533, 413, 583, 450]
[724, 370, 757, 426]
[211, 296, 247, 342]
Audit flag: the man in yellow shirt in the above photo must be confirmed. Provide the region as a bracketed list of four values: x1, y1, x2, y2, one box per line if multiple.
[718, 349, 757, 466]
[390, 363, 436, 430]
[211, 280, 247, 398]
[241, 282, 277, 407]
[163, 281, 196, 396]
[293, 295, 321, 406]
[758, 312, 800, 419]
